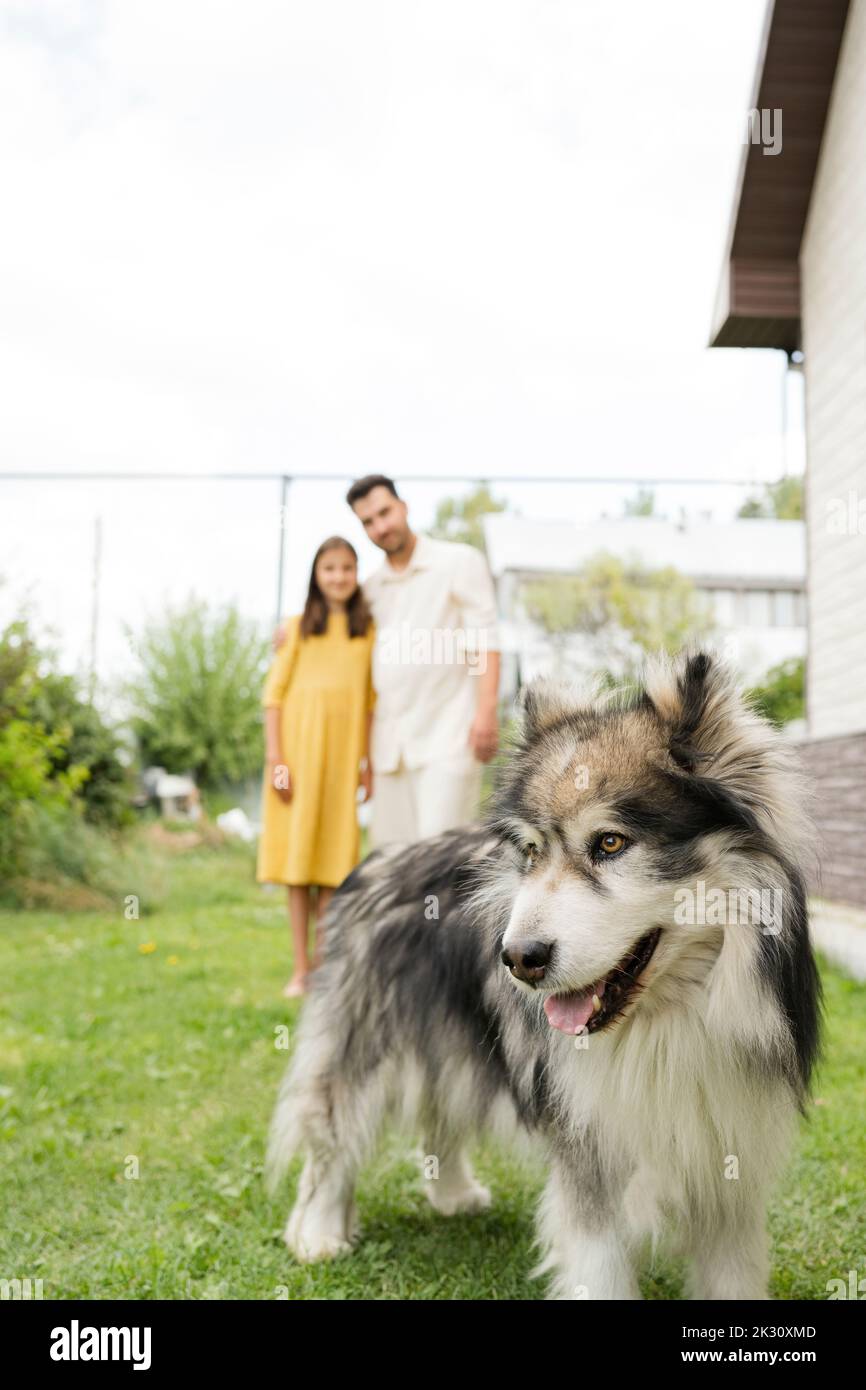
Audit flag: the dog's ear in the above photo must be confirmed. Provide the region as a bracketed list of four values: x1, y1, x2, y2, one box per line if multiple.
[643, 650, 743, 773]
[643, 649, 809, 848]
[643, 650, 723, 772]
[518, 677, 582, 738]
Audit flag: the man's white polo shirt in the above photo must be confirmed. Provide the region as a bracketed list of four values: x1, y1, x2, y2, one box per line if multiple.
[363, 532, 500, 774]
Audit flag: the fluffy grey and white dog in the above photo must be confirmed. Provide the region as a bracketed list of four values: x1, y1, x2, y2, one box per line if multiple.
[265, 651, 821, 1299]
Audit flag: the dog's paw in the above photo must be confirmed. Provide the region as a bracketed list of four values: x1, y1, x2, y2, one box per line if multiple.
[283, 1209, 355, 1262]
[426, 1181, 492, 1216]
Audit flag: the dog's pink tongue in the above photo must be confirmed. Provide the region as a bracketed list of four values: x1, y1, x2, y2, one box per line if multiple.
[544, 990, 595, 1034]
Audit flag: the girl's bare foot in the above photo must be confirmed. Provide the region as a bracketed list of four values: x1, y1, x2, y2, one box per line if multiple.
[282, 976, 307, 999]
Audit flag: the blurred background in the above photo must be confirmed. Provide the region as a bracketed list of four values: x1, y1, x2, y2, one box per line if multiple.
[1, 0, 861, 910]
[2, 0, 865, 1304]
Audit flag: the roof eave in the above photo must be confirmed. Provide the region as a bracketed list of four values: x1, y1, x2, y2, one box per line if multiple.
[708, 0, 851, 353]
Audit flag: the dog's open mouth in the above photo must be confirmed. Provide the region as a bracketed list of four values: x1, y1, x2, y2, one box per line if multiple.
[543, 928, 662, 1035]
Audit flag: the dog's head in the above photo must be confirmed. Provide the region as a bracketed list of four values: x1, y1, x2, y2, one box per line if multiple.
[484, 650, 812, 1040]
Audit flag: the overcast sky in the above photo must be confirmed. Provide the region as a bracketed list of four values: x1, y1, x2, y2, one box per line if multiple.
[0, 0, 804, 688]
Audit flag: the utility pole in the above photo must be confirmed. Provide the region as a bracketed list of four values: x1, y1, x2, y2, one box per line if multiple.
[275, 475, 290, 625]
[89, 514, 102, 703]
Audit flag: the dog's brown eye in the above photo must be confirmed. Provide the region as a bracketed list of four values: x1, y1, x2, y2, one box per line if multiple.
[596, 833, 627, 858]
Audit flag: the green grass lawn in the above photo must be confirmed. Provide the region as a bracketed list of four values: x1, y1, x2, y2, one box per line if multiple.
[1, 837, 863, 1300]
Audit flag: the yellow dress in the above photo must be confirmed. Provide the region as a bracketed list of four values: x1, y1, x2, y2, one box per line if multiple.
[256, 611, 376, 888]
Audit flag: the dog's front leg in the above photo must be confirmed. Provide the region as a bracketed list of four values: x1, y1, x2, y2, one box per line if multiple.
[685, 1212, 771, 1300]
[533, 1158, 640, 1300]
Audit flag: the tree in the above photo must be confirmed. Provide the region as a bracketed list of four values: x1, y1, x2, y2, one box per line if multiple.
[429, 483, 508, 552]
[521, 552, 714, 683]
[622, 487, 655, 517]
[746, 657, 805, 727]
[125, 598, 270, 789]
[737, 476, 804, 520]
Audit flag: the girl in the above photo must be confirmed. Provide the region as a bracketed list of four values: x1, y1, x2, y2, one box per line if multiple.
[256, 537, 376, 998]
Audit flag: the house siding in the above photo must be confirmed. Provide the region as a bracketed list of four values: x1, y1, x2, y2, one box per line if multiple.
[798, 0, 866, 906]
[798, 732, 866, 908]
[800, 0, 866, 742]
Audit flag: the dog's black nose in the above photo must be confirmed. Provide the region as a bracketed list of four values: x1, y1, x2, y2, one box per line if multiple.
[501, 940, 551, 983]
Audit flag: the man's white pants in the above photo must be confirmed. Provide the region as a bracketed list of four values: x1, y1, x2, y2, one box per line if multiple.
[371, 754, 483, 846]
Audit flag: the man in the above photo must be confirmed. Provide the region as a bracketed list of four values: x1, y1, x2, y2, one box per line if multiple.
[346, 474, 500, 846]
[275, 474, 501, 846]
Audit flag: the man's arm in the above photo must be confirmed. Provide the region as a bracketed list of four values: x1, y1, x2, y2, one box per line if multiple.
[452, 544, 501, 763]
[359, 708, 374, 800]
[468, 649, 500, 763]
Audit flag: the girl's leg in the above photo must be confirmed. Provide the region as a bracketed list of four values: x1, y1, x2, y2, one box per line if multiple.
[284, 886, 311, 997]
[310, 886, 335, 971]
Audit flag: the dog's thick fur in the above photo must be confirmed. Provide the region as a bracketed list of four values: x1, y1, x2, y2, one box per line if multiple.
[265, 652, 821, 1299]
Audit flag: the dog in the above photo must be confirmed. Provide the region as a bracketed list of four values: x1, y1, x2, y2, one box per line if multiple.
[265, 651, 821, 1299]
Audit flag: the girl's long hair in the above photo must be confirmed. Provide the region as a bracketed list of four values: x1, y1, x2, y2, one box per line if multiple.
[300, 536, 372, 638]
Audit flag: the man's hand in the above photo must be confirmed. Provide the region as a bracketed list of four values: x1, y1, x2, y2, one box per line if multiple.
[468, 707, 499, 763]
[269, 760, 293, 803]
[272, 622, 289, 652]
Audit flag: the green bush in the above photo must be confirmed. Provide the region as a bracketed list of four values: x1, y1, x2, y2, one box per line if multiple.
[747, 657, 805, 727]
[0, 619, 87, 883]
[0, 613, 138, 899]
[125, 598, 270, 789]
[0, 802, 169, 913]
[31, 670, 134, 828]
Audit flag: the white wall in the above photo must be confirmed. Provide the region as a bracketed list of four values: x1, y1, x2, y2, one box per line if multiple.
[800, 0, 866, 739]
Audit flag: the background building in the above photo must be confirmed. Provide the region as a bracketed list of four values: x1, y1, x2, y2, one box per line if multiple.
[484, 512, 805, 698]
[711, 0, 866, 905]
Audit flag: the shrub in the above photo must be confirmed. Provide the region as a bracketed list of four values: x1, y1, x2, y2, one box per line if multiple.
[125, 598, 269, 789]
